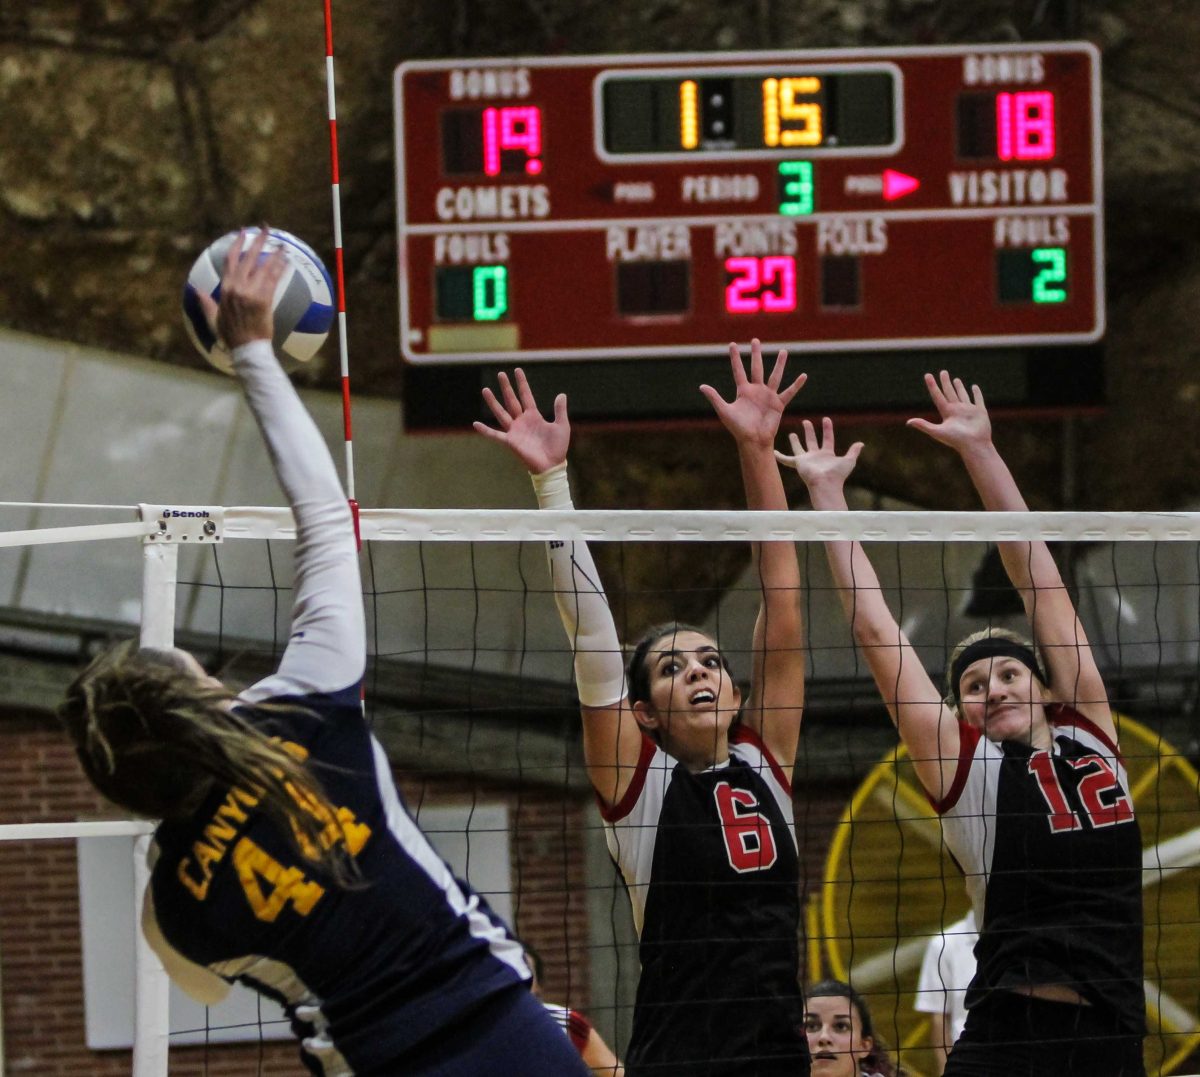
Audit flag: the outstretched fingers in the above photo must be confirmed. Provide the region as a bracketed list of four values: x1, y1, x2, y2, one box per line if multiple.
[767, 345, 791, 392]
[496, 370, 523, 418]
[513, 367, 540, 412]
[924, 370, 950, 413]
[471, 418, 509, 444]
[727, 341, 749, 389]
[778, 371, 807, 407]
[480, 386, 513, 429]
[698, 382, 725, 411]
[748, 337, 764, 384]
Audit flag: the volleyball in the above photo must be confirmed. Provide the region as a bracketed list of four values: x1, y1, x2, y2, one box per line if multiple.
[182, 227, 335, 375]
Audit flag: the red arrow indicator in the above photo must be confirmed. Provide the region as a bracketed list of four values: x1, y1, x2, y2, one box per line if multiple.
[882, 169, 920, 201]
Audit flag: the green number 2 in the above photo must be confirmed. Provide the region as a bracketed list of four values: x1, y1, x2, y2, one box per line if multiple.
[1031, 247, 1067, 304]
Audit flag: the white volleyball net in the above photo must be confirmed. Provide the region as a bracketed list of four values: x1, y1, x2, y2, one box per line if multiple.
[0, 505, 1198, 1076]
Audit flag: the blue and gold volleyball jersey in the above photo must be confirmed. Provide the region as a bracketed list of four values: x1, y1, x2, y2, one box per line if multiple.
[148, 680, 528, 1075]
[140, 339, 529, 1075]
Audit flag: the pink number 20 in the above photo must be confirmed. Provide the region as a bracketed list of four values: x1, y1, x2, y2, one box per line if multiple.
[725, 256, 797, 314]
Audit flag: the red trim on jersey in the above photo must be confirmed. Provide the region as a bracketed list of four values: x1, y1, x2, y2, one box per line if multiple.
[1047, 703, 1122, 761]
[566, 1007, 592, 1052]
[596, 734, 656, 822]
[927, 722, 981, 815]
[731, 724, 793, 798]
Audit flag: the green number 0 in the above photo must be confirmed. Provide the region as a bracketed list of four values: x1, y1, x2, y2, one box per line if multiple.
[472, 265, 508, 321]
[1031, 247, 1067, 304]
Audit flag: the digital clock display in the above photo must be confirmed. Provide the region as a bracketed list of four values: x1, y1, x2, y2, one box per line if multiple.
[395, 44, 1102, 365]
[600, 70, 896, 156]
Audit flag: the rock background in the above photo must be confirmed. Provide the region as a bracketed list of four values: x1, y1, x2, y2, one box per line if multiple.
[1, 0, 1198, 626]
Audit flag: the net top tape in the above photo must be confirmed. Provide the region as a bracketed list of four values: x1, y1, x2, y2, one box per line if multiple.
[3, 506, 1199, 544]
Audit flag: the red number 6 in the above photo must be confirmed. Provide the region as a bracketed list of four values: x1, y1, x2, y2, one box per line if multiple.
[714, 781, 778, 873]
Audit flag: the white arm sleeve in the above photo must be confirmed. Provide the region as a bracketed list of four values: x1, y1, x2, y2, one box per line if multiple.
[232, 340, 365, 701]
[531, 464, 626, 708]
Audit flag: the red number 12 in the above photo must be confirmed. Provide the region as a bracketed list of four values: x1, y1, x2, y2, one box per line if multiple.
[1028, 751, 1135, 834]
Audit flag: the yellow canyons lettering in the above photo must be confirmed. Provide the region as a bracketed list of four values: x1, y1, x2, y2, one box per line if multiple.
[177, 786, 262, 901]
[176, 742, 370, 918]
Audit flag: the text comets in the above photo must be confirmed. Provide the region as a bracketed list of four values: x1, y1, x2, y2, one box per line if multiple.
[993, 215, 1070, 248]
[948, 169, 1068, 206]
[714, 221, 798, 257]
[606, 225, 691, 262]
[434, 233, 511, 264]
[963, 53, 1045, 86]
[681, 174, 760, 203]
[435, 185, 550, 221]
[448, 67, 531, 100]
[817, 218, 888, 256]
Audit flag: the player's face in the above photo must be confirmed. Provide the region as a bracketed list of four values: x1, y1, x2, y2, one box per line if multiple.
[805, 995, 873, 1077]
[637, 630, 740, 764]
[957, 655, 1048, 746]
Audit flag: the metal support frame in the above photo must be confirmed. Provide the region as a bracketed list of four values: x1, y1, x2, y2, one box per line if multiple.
[129, 538, 178, 1077]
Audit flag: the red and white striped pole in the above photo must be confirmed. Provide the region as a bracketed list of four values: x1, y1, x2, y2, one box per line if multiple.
[321, 0, 360, 547]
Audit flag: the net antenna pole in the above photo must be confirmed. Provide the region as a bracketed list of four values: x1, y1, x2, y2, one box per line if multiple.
[130, 538, 178, 1077]
[321, 0, 360, 542]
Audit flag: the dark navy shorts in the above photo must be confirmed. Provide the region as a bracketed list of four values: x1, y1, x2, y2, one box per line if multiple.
[383, 984, 594, 1076]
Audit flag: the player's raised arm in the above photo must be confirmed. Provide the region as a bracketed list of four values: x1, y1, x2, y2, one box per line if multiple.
[907, 372, 1113, 741]
[700, 339, 806, 767]
[777, 418, 961, 800]
[474, 370, 643, 807]
[198, 230, 363, 702]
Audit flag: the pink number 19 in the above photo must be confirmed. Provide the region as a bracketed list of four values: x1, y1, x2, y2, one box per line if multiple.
[482, 106, 543, 176]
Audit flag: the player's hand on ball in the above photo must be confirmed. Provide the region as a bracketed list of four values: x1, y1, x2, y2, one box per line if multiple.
[196, 229, 287, 351]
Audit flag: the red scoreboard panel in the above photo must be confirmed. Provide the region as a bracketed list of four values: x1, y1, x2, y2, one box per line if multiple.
[394, 44, 1102, 365]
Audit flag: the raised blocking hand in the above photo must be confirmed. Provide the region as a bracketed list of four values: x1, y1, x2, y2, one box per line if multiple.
[907, 371, 992, 455]
[473, 368, 570, 475]
[701, 338, 806, 450]
[774, 417, 863, 495]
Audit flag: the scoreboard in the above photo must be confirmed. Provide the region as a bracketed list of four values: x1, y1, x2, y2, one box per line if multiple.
[394, 44, 1103, 366]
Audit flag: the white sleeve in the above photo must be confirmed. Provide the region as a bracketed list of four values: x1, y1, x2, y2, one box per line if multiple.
[531, 463, 626, 708]
[914, 931, 949, 1015]
[936, 732, 1003, 920]
[231, 340, 364, 701]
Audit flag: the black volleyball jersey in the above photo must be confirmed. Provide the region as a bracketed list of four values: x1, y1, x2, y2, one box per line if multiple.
[932, 706, 1145, 1033]
[148, 681, 528, 1075]
[602, 726, 807, 1075]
